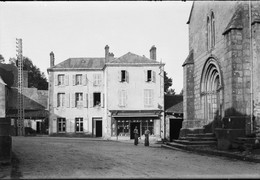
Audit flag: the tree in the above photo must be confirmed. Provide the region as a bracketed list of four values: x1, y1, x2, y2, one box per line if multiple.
[179, 89, 184, 95]
[164, 71, 176, 95]
[164, 71, 172, 93]
[22, 57, 48, 90]
[11, 56, 48, 90]
[0, 54, 5, 63]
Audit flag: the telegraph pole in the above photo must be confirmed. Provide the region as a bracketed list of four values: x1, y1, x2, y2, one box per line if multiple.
[16, 38, 24, 136]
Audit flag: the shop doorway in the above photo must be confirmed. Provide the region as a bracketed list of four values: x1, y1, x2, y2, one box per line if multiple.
[170, 119, 183, 141]
[96, 120, 102, 137]
[130, 122, 140, 139]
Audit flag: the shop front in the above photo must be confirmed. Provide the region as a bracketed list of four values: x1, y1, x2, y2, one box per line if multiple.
[110, 110, 162, 140]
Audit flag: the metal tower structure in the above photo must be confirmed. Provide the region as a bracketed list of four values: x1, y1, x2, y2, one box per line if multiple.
[16, 38, 24, 136]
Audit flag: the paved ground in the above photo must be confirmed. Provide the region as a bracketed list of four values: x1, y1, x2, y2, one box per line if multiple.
[1, 136, 260, 179]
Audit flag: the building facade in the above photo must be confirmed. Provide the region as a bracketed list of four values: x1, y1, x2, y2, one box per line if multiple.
[181, 1, 260, 139]
[48, 46, 165, 140]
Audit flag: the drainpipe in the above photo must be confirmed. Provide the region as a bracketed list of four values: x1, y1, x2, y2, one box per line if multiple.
[249, 0, 254, 134]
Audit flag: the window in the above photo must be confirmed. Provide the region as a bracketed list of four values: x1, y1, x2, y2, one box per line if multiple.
[58, 74, 65, 85]
[120, 70, 129, 82]
[144, 89, 153, 107]
[146, 70, 156, 82]
[207, 16, 211, 50]
[57, 93, 65, 107]
[76, 74, 82, 85]
[75, 93, 83, 107]
[207, 11, 215, 50]
[211, 12, 215, 48]
[141, 119, 154, 135]
[93, 92, 101, 106]
[93, 74, 101, 86]
[147, 70, 152, 82]
[119, 90, 127, 107]
[117, 120, 130, 136]
[75, 118, 83, 132]
[58, 118, 66, 132]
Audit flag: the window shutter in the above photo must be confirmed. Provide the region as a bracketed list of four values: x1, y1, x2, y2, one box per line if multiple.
[65, 75, 69, 86]
[98, 74, 101, 86]
[89, 93, 93, 108]
[144, 70, 147, 82]
[126, 71, 129, 83]
[118, 90, 121, 107]
[66, 93, 70, 108]
[53, 93, 57, 107]
[124, 90, 127, 107]
[83, 93, 88, 108]
[72, 75, 76, 86]
[83, 74, 87, 86]
[93, 74, 96, 86]
[54, 74, 58, 86]
[152, 71, 156, 83]
[151, 89, 154, 106]
[101, 93, 104, 108]
[118, 71, 121, 82]
[71, 93, 75, 108]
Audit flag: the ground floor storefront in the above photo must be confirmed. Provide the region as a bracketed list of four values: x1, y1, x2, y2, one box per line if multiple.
[110, 110, 163, 141]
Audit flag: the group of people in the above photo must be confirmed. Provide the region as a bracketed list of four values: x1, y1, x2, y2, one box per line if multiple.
[133, 126, 150, 146]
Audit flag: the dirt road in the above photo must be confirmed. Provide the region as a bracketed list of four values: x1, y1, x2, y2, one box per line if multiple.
[6, 136, 260, 179]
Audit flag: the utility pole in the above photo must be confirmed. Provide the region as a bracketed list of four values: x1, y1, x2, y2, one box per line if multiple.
[16, 38, 24, 136]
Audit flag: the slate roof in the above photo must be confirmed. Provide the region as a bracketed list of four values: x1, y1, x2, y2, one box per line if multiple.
[165, 101, 183, 114]
[164, 95, 183, 114]
[222, 3, 243, 35]
[52, 58, 105, 69]
[0, 63, 17, 87]
[108, 52, 161, 64]
[182, 49, 194, 67]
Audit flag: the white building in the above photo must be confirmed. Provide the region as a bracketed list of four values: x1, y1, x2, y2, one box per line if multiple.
[47, 46, 165, 140]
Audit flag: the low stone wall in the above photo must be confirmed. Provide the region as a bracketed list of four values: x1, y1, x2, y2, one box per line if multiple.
[0, 118, 12, 163]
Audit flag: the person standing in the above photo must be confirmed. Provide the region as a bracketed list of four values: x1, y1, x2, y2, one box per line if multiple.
[133, 126, 139, 145]
[144, 128, 150, 146]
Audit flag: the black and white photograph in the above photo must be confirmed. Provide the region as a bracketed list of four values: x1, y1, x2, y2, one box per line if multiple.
[0, 0, 260, 179]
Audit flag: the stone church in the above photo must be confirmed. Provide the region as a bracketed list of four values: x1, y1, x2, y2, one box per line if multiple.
[181, 1, 260, 140]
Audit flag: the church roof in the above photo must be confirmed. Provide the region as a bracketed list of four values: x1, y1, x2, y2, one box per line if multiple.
[52, 58, 105, 69]
[182, 49, 194, 67]
[107, 52, 161, 65]
[222, 3, 243, 35]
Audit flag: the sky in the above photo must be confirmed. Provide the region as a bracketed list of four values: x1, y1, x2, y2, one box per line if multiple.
[0, 1, 193, 94]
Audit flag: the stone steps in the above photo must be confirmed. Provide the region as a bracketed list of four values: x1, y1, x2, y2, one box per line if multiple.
[186, 133, 215, 138]
[173, 139, 217, 146]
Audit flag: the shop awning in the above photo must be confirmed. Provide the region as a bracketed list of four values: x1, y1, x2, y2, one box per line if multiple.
[110, 110, 162, 118]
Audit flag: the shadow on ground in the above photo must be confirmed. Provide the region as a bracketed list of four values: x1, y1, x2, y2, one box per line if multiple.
[11, 152, 22, 179]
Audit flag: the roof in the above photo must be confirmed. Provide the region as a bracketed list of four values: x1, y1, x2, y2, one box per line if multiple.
[108, 52, 161, 65]
[182, 49, 194, 67]
[0, 63, 17, 87]
[165, 101, 183, 114]
[164, 95, 183, 113]
[52, 58, 105, 69]
[222, 3, 243, 35]
[6, 109, 49, 119]
[186, 1, 194, 24]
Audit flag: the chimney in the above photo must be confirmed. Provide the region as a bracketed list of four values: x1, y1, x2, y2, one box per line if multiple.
[150, 45, 156, 60]
[50, 51, 55, 67]
[105, 45, 109, 63]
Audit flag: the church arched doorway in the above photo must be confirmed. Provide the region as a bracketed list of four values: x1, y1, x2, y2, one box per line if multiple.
[201, 58, 223, 132]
